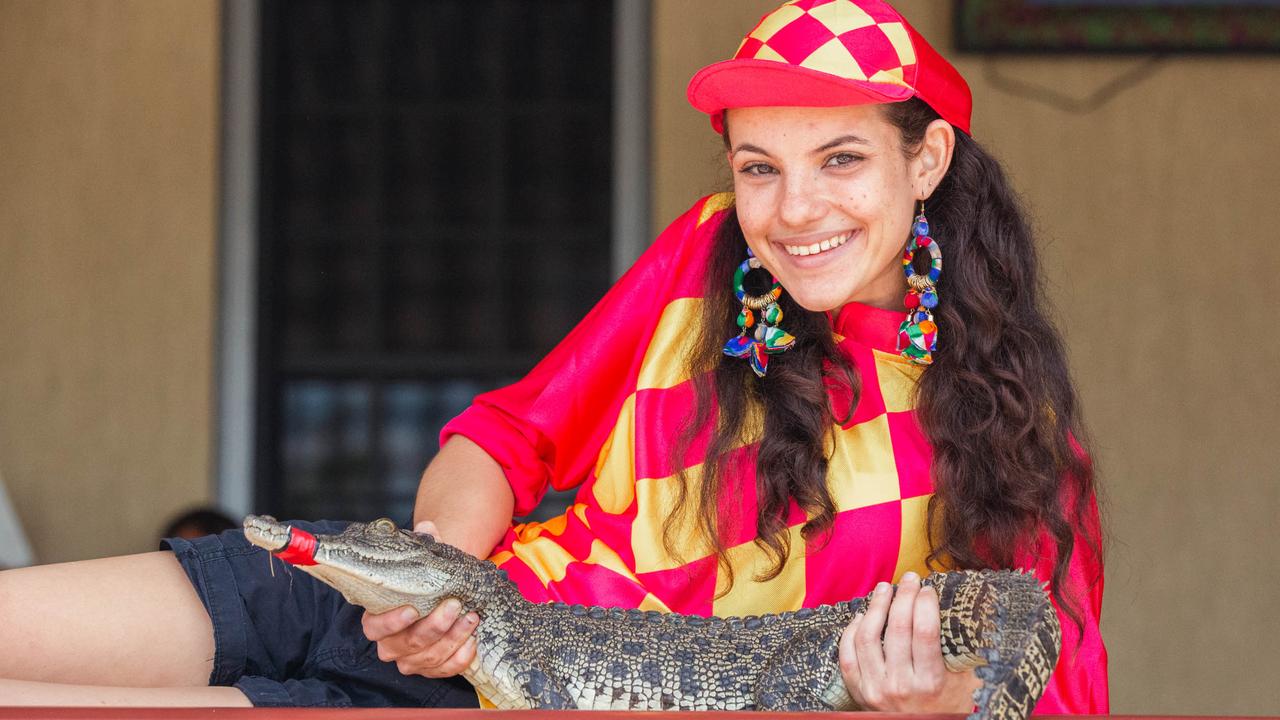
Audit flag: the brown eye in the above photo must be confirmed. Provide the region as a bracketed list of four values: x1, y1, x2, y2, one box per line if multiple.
[373, 518, 397, 533]
[825, 152, 861, 168]
[740, 163, 775, 176]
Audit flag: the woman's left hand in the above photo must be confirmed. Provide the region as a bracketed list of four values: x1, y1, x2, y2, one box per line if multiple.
[838, 571, 983, 713]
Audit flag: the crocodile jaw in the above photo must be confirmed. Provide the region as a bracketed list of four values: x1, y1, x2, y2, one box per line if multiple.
[242, 514, 457, 615]
[243, 515, 290, 553]
[299, 563, 433, 617]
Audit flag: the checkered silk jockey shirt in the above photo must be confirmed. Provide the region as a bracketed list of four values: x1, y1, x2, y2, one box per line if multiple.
[442, 194, 1108, 713]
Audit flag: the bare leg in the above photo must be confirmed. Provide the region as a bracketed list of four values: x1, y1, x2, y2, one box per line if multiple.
[0, 551, 217, 688]
[0, 678, 251, 707]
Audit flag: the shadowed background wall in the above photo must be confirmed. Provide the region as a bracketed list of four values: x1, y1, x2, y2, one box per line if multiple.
[0, 1, 220, 562]
[0, 0, 1276, 714]
[653, 1, 1280, 715]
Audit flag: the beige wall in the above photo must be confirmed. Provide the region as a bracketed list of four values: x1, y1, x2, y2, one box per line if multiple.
[0, 0, 221, 563]
[654, 1, 1280, 715]
[1, 0, 1275, 710]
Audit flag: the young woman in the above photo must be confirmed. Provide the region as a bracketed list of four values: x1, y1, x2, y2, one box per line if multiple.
[0, 0, 1106, 712]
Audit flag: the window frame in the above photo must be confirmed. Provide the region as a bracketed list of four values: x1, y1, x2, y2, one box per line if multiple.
[214, 0, 650, 517]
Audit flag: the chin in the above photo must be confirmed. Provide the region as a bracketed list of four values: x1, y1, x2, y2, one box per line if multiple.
[783, 289, 846, 314]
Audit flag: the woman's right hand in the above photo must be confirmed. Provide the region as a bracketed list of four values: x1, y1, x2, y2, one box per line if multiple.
[359, 521, 481, 678]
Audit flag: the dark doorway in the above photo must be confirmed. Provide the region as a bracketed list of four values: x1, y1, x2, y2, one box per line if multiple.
[255, 1, 614, 523]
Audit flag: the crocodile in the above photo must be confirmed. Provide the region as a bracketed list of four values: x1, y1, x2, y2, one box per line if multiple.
[243, 515, 1060, 718]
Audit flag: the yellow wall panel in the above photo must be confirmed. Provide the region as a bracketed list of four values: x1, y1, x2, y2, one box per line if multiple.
[0, 0, 220, 562]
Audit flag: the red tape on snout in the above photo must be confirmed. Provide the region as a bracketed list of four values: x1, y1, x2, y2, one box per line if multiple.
[274, 527, 318, 566]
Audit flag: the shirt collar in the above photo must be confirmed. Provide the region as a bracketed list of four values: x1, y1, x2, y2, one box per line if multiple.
[831, 301, 904, 355]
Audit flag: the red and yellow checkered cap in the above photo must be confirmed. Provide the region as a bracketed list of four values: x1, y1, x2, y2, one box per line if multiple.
[687, 0, 972, 134]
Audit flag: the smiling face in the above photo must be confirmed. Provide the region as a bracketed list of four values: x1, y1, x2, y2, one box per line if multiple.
[727, 104, 953, 313]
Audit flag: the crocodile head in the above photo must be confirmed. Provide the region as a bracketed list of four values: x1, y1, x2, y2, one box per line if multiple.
[243, 515, 500, 617]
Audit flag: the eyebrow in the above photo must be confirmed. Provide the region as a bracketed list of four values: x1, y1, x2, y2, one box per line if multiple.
[815, 134, 871, 152]
[730, 142, 772, 157]
[730, 134, 872, 158]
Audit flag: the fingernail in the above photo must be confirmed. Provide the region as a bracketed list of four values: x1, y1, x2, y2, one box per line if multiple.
[400, 607, 419, 623]
[902, 571, 920, 583]
[444, 599, 462, 617]
[464, 613, 479, 626]
[875, 582, 890, 594]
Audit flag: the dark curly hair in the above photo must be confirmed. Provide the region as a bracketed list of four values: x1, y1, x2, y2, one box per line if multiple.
[665, 98, 1100, 634]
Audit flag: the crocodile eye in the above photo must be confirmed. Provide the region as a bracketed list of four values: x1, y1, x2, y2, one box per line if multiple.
[373, 518, 397, 534]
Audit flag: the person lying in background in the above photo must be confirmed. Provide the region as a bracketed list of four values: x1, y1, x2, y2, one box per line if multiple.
[160, 507, 237, 542]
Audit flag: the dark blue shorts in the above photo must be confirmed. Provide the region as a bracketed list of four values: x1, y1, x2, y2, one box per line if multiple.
[162, 519, 479, 708]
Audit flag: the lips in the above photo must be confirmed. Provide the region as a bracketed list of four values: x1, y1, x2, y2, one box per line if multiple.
[776, 230, 854, 258]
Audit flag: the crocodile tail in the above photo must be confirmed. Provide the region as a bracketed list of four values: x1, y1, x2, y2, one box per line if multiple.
[933, 570, 994, 673]
[963, 570, 1061, 720]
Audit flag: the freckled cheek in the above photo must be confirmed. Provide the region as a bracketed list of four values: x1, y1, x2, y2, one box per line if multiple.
[838, 193, 870, 218]
[733, 198, 772, 246]
[738, 215, 766, 247]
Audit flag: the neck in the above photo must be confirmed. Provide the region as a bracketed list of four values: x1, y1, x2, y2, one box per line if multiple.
[846, 270, 908, 312]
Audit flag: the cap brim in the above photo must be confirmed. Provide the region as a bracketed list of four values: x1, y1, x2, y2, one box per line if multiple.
[688, 58, 915, 134]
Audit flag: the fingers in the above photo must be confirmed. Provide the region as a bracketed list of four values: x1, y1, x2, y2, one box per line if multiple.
[911, 583, 944, 687]
[392, 609, 480, 678]
[882, 572, 920, 673]
[371, 599, 460, 657]
[853, 580, 893, 684]
[845, 572, 938, 710]
[362, 599, 480, 678]
[842, 573, 977, 713]
[413, 520, 440, 539]
[361, 605, 420, 643]
[426, 635, 478, 677]
[415, 607, 480, 668]
[838, 613, 865, 706]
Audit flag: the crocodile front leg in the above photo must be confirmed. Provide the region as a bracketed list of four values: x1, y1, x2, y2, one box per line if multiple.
[515, 664, 575, 709]
[753, 628, 853, 712]
[464, 641, 575, 709]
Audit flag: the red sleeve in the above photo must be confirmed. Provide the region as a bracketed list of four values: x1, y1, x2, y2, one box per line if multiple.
[441, 196, 724, 516]
[1024, 489, 1109, 714]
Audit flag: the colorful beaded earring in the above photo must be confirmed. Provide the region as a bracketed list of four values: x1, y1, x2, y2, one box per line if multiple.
[723, 248, 795, 377]
[898, 202, 942, 365]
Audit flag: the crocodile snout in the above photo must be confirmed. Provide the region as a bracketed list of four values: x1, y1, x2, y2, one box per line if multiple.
[243, 514, 290, 553]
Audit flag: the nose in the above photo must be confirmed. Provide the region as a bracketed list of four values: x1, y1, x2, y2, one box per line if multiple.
[777, 170, 827, 228]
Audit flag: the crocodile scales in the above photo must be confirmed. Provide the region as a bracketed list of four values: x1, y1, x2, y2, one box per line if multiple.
[243, 515, 1061, 718]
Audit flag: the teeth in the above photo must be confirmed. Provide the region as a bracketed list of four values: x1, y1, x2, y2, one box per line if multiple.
[783, 232, 850, 257]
